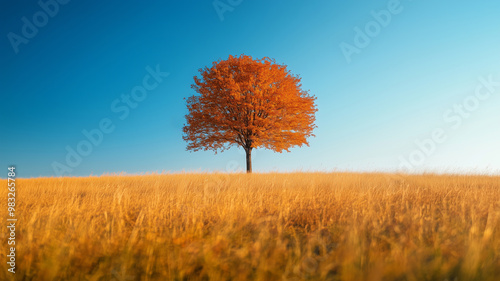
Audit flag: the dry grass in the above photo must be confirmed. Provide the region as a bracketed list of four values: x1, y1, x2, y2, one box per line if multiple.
[1, 173, 499, 280]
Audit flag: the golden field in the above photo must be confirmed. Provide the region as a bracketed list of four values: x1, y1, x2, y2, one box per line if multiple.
[1, 173, 499, 281]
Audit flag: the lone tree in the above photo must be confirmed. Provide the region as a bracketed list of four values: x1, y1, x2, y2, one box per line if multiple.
[183, 54, 317, 173]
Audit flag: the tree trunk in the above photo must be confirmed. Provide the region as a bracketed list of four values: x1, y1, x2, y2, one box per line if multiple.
[245, 148, 252, 173]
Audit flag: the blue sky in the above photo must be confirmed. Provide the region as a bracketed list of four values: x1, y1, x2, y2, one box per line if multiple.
[1, 0, 500, 178]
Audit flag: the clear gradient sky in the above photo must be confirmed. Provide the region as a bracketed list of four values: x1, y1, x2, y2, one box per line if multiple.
[1, 0, 500, 178]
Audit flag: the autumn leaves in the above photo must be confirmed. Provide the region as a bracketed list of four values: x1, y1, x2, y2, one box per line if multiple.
[183, 55, 317, 172]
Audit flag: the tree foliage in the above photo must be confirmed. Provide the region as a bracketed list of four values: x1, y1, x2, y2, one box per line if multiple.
[183, 54, 317, 170]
